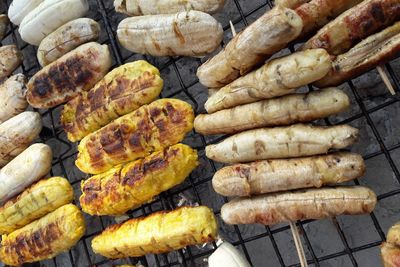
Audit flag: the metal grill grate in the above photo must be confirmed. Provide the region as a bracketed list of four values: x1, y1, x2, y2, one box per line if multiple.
[1, 0, 400, 266]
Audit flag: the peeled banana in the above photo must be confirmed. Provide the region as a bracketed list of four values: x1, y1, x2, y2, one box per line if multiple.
[0, 45, 23, 81]
[0, 74, 28, 124]
[0, 204, 85, 266]
[76, 98, 194, 174]
[114, 0, 226, 15]
[209, 242, 251, 267]
[19, 0, 89, 45]
[0, 177, 73, 234]
[8, 0, 44, 25]
[37, 18, 101, 66]
[117, 11, 223, 57]
[61, 60, 163, 142]
[0, 143, 52, 204]
[0, 111, 42, 167]
[27, 42, 112, 109]
[0, 14, 8, 40]
[80, 144, 198, 215]
[92, 206, 217, 258]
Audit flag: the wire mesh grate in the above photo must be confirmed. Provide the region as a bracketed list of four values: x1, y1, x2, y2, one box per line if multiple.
[0, 0, 400, 266]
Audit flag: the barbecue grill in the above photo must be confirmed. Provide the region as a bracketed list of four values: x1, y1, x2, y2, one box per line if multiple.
[0, 0, 399, 266]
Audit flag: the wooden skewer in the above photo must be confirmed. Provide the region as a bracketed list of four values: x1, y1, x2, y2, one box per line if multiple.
[229, 20, 309, 267]
[377, 65, 396, 95]
[289, 221, 309, 267]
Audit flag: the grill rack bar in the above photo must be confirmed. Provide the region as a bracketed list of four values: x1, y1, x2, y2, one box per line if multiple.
[0, 0, 399, 266]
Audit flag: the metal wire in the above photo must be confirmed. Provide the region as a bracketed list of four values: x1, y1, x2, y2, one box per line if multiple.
[1, 0, 399, 266]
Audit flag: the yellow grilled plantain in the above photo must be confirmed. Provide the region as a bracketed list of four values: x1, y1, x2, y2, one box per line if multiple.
[92, 206, 217, 258]
[76, 98, 194, 174]
[0, 177, 73, 234]
[61, 60, 163, 142]
[80, 144, 198, 215]
[0, 204, 85, 266]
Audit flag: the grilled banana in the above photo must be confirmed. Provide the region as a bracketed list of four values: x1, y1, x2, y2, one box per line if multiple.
[80, 144, 198, 215]
[92, 206, 217, 258]
[0, 74, 28, 124]
[0, 45, 23, 81]
[61, 60, 163, 142]
[117, 11, 223, 57]
[0, 143, 52, 204]
[37, 18, 101, 66]
[0, 177, 73, 234]
[27, 42, 112, 109]
[114, 0, 226, 15]
[19, 0, 89, 45]
[0, 14, 8, 41]
[76, 98, 194, 174]
[0, 111, 42, 167]
[0, 204, 85, 266]
[8, 0, 44, 25]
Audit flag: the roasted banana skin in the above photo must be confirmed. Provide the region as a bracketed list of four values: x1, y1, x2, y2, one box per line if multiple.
[0, 45, 23, 81]
[115, 0, 225, 15]
[37, 18, 101, 66]
[0, 204, 85, 266]
[0, 14, 9, 41]
[302, 0, 400, 55]
[76, 98, 194, 174]
[61, 60, 163, 142]
[80, 144, 198, 215]
[27, 42, 112, 109]
[92, 206, 217, 258]
[0, 177, 73, 234]
[315, 21, 400, 88]
[117, 11, 223, 57]
[0, 74, 28, 124]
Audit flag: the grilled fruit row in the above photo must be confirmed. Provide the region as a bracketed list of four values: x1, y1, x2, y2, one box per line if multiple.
[37, 18, 101, 66]
[0, 74, 28, 124]
[0, 177, 73, 234]
[92, 206, 217, 258]
[117, 11, 223, 57]
[76, 98, 194, 174]
[381, 222, 400, 267]
[0, 111, 42, 167]
[80, 144, 198, 215]
[115, 0, 226, 16]
[0, 204, 85, 266]
[61, 60, 163, 142]
[0, 143, 52, 204]
[18, 0, 89, 45]
[27, 42, 112, 109]
[0, 45, 23, 81]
